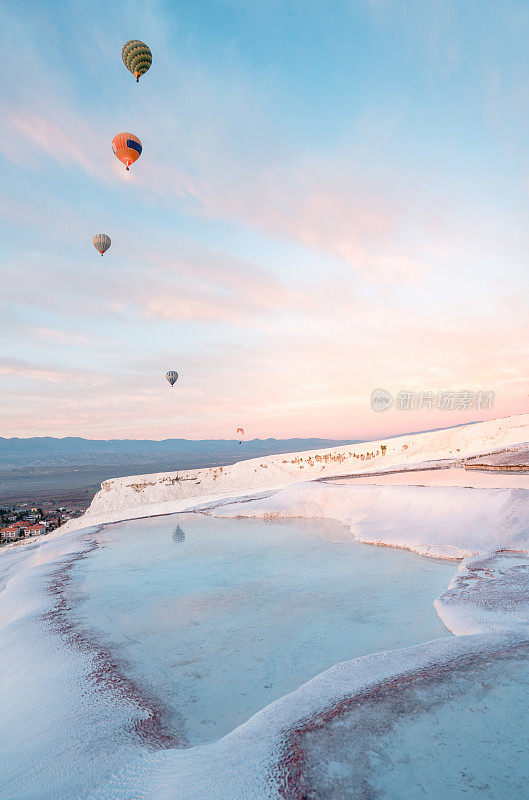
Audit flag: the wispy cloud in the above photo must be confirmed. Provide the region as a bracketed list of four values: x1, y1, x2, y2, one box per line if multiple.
[0, 358, 109, 387]
[2, 0, 529, 437]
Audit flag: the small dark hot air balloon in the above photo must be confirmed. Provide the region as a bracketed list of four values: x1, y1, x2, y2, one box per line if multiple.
[122, 40, 152, 82]
[112, 132, 142, 170]
[166, 371, 178, 386]
[93, 233, 111, 256]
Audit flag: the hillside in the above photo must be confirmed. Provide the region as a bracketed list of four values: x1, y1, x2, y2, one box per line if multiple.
[72, 413, 529, 528]
[0, 436, 356, 507]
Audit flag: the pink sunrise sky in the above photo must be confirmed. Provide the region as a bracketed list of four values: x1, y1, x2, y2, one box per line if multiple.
[1, 0, 528, 440]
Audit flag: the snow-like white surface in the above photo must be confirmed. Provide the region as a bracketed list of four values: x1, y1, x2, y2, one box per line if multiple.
[332, 465, 529, 488]
[436, 550, 529, 636]
[212, 480, 529, 560]
[2, 413, 529, 799]
[65, 414, 529, 530]
[292, 636, 529, 800]
[88, 631, 524, 800]
[0, 530, 152, 800]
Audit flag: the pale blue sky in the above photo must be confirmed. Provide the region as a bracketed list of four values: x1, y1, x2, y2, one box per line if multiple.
[1, 0, 528, 438]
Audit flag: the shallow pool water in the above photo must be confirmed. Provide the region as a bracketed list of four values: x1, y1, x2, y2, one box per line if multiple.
[296, 640, 529, 800]
[69, 513, 455, 745]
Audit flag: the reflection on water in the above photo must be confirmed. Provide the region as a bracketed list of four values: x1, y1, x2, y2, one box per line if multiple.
[172, 525, 185, 543]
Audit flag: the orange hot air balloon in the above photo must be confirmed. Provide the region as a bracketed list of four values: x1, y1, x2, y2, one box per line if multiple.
[112, 132, 142, 170]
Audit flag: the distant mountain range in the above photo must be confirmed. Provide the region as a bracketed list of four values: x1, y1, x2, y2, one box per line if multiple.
[0, 427, 480, 508]
[0, 436, 359, 507]
[0, 436, 358, 469]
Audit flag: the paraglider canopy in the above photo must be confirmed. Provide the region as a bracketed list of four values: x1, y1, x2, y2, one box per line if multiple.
[122, 40, 152, 82]
[236, 428, 244, 435]
[92, 233, 111, 256]
[112, 132, 142, 170]
[166, 371, 178, 386]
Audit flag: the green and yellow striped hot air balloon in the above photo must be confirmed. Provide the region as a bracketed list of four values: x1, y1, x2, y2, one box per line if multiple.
[122, 40, 152, 82]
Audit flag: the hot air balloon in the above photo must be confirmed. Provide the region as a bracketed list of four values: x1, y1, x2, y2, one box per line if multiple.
[166, 371, 178, 386]
[172, 525, 185, 543]
[112, 132, 142, 170]
[122, 40, 152, 82]
[93, 233, 111, 256]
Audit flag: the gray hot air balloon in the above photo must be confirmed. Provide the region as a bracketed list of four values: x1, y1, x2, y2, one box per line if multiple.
[93, 233, 111, 256]
[166, 370, 179, 386]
